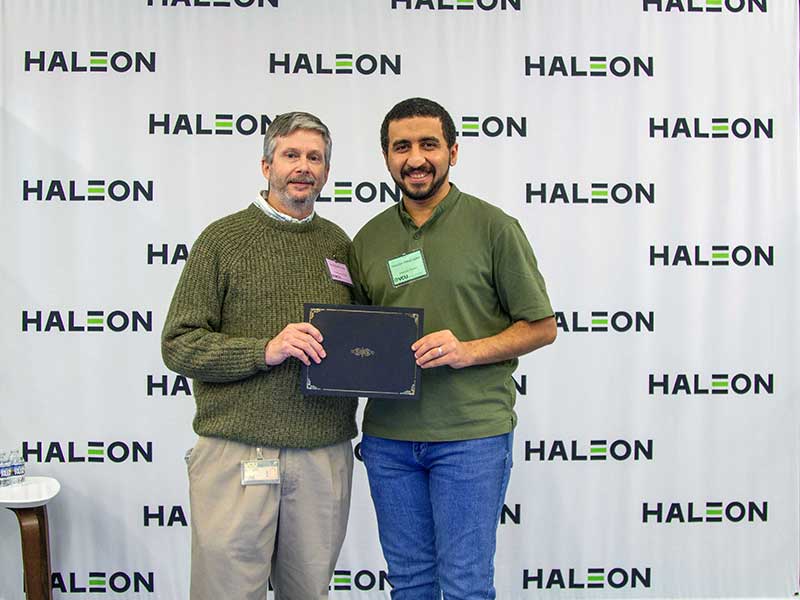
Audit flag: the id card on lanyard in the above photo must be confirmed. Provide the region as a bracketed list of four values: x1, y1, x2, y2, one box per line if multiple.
[241, 447, 280, 486]
[387, 249, 429, 287]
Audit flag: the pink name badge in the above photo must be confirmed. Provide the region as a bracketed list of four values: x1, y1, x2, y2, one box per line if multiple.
[325, 258, 353, 286]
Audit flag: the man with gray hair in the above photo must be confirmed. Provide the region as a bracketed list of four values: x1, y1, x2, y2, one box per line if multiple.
[162, 111, 357, 600]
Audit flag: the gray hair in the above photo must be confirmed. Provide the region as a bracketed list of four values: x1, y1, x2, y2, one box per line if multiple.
[262, 111, 332, 166]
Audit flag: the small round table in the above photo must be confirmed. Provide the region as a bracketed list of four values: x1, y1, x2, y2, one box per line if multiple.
[0, 476, 61, 600]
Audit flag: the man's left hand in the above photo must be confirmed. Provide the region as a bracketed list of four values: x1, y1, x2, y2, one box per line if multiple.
[412, 330, 474, 370]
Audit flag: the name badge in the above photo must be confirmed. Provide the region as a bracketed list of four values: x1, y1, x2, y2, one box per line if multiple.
[387, 249, 429, 287]
[241, 458, 280, 485]
[326, 258, 353, 286]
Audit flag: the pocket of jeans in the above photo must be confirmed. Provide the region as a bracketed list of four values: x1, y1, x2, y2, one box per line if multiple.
[185, 436, 206, 475]
[358, 435, 373, 461]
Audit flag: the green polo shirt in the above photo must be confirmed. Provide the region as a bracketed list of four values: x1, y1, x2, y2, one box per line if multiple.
[350, 184, 553, 441]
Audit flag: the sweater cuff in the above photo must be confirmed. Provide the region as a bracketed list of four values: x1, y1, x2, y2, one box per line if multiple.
[255, 338, 271, 371]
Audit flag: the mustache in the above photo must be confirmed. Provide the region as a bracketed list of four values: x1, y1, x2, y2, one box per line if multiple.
[288, 176, 316, 184]
[402, 165, 434, 177]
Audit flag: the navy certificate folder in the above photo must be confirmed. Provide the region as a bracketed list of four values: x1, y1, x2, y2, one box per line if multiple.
[301, 303, 423, 400]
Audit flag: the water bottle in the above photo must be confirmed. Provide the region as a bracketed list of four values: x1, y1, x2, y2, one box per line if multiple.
[9, 449, 25, 486]
[0, 451, 11, 487]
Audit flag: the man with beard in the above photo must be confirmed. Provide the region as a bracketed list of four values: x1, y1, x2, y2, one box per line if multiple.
[349, 98, 557, 599]
[162, 112, 356, 600]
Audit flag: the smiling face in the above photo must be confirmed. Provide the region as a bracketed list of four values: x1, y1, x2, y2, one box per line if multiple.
[261, 128, 330, 219]
[384, 116, 458, 208]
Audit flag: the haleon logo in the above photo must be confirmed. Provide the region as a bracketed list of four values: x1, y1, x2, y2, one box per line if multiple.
[527, 182, 655, 206]
[525, 439, 654, 462]
[642, 500, 768, 523]
[149, 113, 272, 136]
[22, 179, 153, 203]
[457, 115, 526, 138]
[25, 51, 155, 73]
[523, 567, 652, 590]
[649, 372, 773, 395]
[555, 311, 654, 333]
[147, 373, 193, 397]
[649, 117, 773, 139]
[148, 243, 189, 265]
[144, 505, 188, 527]
[525, 55, 653, 78]
[650, 245, 773, 267]
[318, 181, 401, 204]
[390, 0, 521, 11]
[21, 310, 153, 333]
[52, 572, 154, 594]
[23, 441, 153, 464]
[269, 53, 401, 75]
[330, 569, 390, 592]
[147, 0, 277, 6]
[643, 0, 766, 12]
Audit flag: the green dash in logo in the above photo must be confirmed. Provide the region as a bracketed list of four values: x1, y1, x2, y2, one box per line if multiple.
[214, 114, 235, 135]
[461, 116, 480, 137]
[711, 374, 729, 394]
[589, 56, 608, 76]
[590, 440, 608, 460]
[333, 181, 353, 202]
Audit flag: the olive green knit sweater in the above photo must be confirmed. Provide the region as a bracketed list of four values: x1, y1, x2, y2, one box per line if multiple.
[161, 205, 357, 448]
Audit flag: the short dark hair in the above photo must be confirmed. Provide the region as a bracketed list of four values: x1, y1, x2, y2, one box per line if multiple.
[380, 98, 456, 154]
[263, 111, 332, 166]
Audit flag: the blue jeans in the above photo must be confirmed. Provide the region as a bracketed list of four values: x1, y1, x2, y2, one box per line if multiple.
[361, 432, 514, 600]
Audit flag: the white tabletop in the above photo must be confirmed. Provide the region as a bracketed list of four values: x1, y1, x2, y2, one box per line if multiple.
[0, 476, 61, 509]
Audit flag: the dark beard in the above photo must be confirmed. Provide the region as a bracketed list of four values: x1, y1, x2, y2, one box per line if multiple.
[396, 164, 449, 202]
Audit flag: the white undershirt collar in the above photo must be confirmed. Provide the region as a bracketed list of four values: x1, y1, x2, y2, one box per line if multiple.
[253, 190, 315, 224]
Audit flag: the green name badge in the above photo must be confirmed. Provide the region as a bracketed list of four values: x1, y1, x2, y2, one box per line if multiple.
[387, 249, 429, 287]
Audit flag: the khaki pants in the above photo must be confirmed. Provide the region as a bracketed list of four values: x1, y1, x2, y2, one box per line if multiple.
[187, 436, 353, 600]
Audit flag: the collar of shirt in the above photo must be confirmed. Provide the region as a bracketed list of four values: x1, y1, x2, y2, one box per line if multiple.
[398, 182, 460, 231]
[253, 190, 315, 224]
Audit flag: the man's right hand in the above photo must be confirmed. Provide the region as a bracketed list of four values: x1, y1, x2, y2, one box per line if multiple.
[265, 323, 326, 367]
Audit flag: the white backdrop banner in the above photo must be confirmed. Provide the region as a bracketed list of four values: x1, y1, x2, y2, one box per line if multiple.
[1, 1, 798, 598]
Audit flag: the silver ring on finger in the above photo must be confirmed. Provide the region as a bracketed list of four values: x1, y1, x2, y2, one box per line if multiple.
[437, 346, 443, 356]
